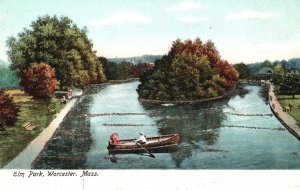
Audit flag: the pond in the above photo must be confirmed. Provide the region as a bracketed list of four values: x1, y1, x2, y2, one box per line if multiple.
[33, 81, 300, 169]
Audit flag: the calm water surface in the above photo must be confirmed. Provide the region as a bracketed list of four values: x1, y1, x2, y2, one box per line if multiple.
[33, 81, 300, 169]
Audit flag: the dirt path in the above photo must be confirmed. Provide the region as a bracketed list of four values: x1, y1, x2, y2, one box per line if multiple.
[4, 98, 78, 169]
[269, 84, 300, 140]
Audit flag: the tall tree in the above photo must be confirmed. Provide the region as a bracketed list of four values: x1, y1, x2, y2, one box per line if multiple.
[279, 71, 300, 99]
[273, 64, 285, 84]
[7, 15, 106, 89]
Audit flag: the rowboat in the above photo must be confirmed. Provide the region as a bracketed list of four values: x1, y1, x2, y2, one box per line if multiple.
[107, 134, 180, 154]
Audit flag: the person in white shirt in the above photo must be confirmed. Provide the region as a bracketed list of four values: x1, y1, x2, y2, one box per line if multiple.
[134, 133, 147, 144]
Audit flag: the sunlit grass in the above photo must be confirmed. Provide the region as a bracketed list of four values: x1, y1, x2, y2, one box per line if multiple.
[4, 89, 33, 103]
[0, 89, 65, 167]
[277, 94, 300, 123]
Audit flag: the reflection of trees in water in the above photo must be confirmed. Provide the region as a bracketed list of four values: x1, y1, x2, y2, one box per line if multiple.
[84, 84, 106, 95]
[259, 85, 269, 105]
[143, 100, 228, 168]
[238, 84, 268, 104]
[236, 84, 249, 98]
[33, 94, 94, 169]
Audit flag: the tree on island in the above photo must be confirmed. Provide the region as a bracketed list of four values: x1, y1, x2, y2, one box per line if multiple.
[131, 62, 154, 78]
[0, 90, 20, 130]
[21, 63, 58, 98]
[7, 15, 106, 89]
[137, 38, 238, 101]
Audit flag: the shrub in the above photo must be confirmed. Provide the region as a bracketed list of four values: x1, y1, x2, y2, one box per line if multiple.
[21, 63, 58, 98]
[0, 90, 20, 130]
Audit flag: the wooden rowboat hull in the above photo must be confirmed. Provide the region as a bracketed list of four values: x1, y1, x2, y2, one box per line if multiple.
[107, 134, 180, 154]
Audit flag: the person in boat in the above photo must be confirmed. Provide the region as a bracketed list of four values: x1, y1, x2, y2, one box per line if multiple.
[110, 133, 121, 145]
[134, 132, 147, 144]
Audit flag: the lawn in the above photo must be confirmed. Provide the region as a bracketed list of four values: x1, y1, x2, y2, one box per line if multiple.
[0, 89, 65, 167]
[277, 94, 300, 123]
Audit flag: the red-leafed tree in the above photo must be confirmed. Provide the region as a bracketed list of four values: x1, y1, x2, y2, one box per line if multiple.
[0, 90, 20, 130]
[215, 60, 239, 90]
[21, 63, 58, 98]
[131, 63, 154, 78]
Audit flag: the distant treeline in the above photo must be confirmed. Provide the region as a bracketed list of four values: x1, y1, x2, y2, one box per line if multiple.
[108, 55, 162, 64]
[246, 58, 300, 73]
[233, 58, 300, 79]
[99, 57, 153, 80]
[0, 61, 19, 88]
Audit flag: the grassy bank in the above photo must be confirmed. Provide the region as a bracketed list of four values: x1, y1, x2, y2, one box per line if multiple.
[0, 89, 65, 167]
[277, 94, 300, 123]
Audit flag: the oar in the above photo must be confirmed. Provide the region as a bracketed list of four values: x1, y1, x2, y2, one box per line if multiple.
[136, 143, 155, 158]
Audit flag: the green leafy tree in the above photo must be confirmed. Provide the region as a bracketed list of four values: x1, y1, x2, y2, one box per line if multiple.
[7, 15, 106, 89]
[273, 64, 285, 84]
[21, 63, 58, 98]
[234, 63, 250, 79]
[279, 71, 300, 99]
[261, 60, 273, 69]
[138, 38, 238, 101]
[100, 57, 134, 80]
[0, 90, 20, 130]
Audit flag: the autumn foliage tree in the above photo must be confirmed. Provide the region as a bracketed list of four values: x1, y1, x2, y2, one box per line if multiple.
[137, 38, 238, 101]
[0, 90, 20, 130]
[131, 63, 154, 78]
[21, 63, 58, 98]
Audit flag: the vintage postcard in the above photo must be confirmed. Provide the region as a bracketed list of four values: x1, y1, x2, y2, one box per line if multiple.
[0, 0, 300, 189]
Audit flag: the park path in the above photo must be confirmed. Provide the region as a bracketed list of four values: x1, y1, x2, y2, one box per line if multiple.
[4, 98, 78, 169]
[269, 84, 300, 140]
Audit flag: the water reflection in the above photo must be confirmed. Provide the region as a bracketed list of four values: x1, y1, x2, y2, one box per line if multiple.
[143, 100, 229, 167]
[32, 89, 96, 169]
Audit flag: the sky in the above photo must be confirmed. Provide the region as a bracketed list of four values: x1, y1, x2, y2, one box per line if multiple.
[0, 0, 300, 64]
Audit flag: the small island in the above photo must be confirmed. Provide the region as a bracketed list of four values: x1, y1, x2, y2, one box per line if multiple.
[137, 38, 238, 103]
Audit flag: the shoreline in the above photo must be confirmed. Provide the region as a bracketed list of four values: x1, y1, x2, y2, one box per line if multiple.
[3, 98, 78, 169]
[268, 84, 300, 140]
[139, 88, 236, 105]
